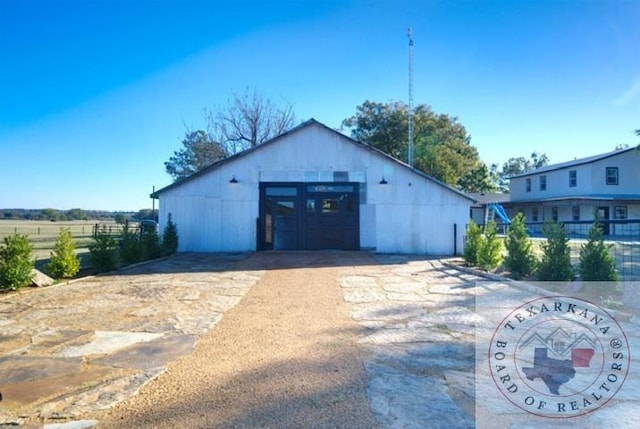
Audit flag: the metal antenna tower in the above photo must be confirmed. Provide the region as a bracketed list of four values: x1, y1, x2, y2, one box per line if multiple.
[407, 27, 414, 167]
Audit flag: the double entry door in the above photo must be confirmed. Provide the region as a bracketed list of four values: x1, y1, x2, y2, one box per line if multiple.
[260, 183, 359, 251]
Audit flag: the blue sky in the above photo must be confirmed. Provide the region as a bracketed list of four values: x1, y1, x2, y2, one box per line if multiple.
[1, 0, 638, 210]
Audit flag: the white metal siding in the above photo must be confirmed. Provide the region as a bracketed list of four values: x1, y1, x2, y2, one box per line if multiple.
[157, 122, 471, 254]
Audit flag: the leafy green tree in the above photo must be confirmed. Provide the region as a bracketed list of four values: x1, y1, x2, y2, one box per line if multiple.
[464, 221, 482, 266]
[67, 208, 88, 220]
[46, 228, 80, 279]
[114, 213, 127, 225]
[504, 213, 536, 279]
[165, 130, 227, 181]
[134, 209, 156, 222]
[342, 100, 483, 188]
[89, 225, 118, 273]
[162, 213, 179, 256]
[478, 221, 503, 271]
[537, 221, 574, 281]
[578, 221, 618, 281]
[0, 234, 34, 290]
[40, 208, 60, 221]
[458, 163, 499, 193]
[497, 152, 549, 192]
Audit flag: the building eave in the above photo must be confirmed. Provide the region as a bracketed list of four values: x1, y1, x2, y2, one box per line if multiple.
[151, 118, 475, 202]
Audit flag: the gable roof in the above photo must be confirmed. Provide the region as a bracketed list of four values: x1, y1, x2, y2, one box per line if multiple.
[152, 118, 474, 201]
[510, 147, 637, 179]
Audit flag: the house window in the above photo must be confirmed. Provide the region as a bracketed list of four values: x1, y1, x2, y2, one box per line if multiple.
[526, 178, 531, 192]
[606, 167, 619, 185]
[569, 170, 577, 187]
[572, 206, 580, 221]
[540, 175, 547, 191]
[615, 206, 627, 220]
[552, 206, 559, 222]
[532, 207, 539, 222]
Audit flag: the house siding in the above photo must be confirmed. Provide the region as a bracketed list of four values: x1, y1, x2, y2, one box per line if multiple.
[510, 150, 640, 202]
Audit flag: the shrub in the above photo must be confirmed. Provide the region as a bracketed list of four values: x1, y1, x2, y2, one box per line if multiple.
[504, 213, 536, 279]
[478, 220, 503, 271]
[162, 213, 179, 256]
[47, 228, 80, 279]
[0, 234, 34, 291]
[578, 221, 618, 281]
[464, 221, 482, 266]
[89, 225, 118, 273]
[140, 228, 162, 261]
[119, 222, 142, 265]
[537, 221, 574, 281]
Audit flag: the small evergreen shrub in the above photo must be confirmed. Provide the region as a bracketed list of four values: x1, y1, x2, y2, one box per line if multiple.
[47, 228, 80, 279]
[578, 221, 618, 281]
[464, 221, 482, 266]
[478, 220, 503, 271]
[89, 225, 118, 273]
[140, 229, 162, 261]
[537, 221, 574, 281]
[0, 234, 34, 291]
[162, 213, 179, 256]
[119, 222, 142, 265]
[504, 213, 536, 279]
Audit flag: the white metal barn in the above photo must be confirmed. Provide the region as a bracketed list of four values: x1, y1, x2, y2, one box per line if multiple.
[152, 119, 473, 255]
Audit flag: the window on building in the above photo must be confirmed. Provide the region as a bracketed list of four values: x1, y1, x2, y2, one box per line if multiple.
[526, 178, 531, 192]
[540, 175, 547, 191]
[615, 206, 627, 220]
[572, 206, 580, 221]
[552, 206, 559, 222]
[322, 199, 339, 213]
[569, 170, 577, 187]
[606, 167, 619, 185]
[532, 207, 539, 222]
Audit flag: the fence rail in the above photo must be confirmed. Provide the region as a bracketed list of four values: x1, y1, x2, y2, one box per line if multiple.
[0, 220, 140, 263]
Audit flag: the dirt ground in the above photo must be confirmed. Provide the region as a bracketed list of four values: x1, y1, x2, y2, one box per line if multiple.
[89, 252, 379, 428]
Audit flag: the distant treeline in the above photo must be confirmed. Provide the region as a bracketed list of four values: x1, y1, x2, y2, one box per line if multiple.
[1, 208, 156, 222]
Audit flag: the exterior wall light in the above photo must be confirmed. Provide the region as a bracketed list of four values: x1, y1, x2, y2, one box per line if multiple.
[379, 177, 388, 185]
[229, 176, 238, 184]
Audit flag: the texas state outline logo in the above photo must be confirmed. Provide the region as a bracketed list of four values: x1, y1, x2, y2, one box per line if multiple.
[489, 296, 630, 418]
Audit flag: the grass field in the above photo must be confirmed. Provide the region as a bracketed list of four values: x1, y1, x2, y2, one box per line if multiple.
[0, 220, 125, 271]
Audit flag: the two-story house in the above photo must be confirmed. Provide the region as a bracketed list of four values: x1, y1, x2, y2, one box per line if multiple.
[508, 147, 640, 235]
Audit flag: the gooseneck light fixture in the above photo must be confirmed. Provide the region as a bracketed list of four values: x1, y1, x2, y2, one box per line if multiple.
[229, 176, 238, 184]
[379, 176, 388, 185]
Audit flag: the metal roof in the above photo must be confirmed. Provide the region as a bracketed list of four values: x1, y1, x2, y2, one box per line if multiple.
[510, 147, 637, 179]
[151, 118, 475, 202]
[508, 194, 640, 204]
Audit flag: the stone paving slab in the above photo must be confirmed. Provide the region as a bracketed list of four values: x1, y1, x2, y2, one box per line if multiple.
[0, 253, 262, 426]
[338, 255, 640, 429]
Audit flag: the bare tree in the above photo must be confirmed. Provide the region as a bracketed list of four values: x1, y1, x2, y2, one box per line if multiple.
[208, 88, 296, 154]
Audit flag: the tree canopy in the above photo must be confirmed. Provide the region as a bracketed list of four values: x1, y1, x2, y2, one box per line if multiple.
[165, 89, 297, 182]
[342, 100, 485, 190]
[164, 130, 227, 182]
[208, 88, 296, 154]
[497, 152, 549, 192]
